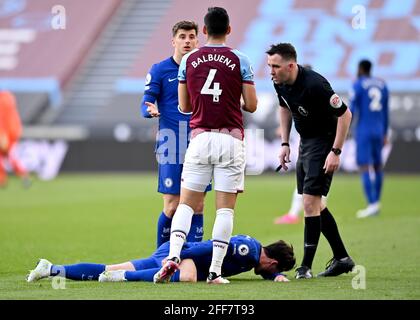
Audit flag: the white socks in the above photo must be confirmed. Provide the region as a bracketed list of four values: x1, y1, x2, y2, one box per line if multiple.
[209, 208, 234, 276]
[168, 203, 194, 260]
[289, 189, 303, 216]
[289, 189, 327, 217]
[168, 204, 234, 277]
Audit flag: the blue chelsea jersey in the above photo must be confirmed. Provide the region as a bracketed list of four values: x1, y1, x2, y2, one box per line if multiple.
[180, 235, 262, 279]
[221, 235, 262, 277]
[350, 75, 389, 138]
[141, 57, 191, 155]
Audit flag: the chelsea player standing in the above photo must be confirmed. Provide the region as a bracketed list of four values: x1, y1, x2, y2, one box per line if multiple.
[350, 60, 389, 218]
[141, 21, 209, 247]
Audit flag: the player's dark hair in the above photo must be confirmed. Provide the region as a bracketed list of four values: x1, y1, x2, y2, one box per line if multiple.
[359, 59, 372, 75]
[264, 240, 296, 272]
[172, 20, 199, 37]
[266, 43, 297, 62]
[204, 7, 229, 36]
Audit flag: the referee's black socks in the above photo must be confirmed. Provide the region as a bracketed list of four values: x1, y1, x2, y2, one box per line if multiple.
[320, 207, 349, 260]
[301, 215, 321, 269]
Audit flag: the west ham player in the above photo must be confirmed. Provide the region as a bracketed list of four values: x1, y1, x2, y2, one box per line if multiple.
[27, 235, 295, 283]
[141, 21, 209, 248]
[350, 60, 389, 218]
[154, 7, 257, 284]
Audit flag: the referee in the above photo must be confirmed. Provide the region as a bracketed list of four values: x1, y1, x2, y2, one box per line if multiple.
[267, 43, 355, 279]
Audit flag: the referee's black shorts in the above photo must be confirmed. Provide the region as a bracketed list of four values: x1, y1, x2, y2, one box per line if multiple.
[296, 136, 334, 196]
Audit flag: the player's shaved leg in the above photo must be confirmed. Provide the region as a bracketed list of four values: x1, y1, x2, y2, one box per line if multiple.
[179, 187, 206, 210]
[163, 194, 180, 217]
[123, 259, 195, 283]
[216, 191, 237, 209]
[106, 262, 136, 272]
[179, 259, 198, 282]
[301, 194, 322, 269]
[195, 198, 204, 214]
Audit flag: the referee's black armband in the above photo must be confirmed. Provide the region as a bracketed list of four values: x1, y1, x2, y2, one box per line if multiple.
[281, 142, 290, 147]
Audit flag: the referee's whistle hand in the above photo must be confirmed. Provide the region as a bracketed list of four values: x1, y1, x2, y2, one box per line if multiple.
[279, 148, 290, 171]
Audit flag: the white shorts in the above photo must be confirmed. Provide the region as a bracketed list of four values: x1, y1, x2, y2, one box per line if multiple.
[181, 131, 245, 193]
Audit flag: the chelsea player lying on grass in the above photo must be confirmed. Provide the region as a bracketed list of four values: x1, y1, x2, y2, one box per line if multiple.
[27, 235, 295, 283]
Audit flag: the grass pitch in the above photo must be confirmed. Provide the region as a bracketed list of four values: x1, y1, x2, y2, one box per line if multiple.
[0, 173, 419, 300]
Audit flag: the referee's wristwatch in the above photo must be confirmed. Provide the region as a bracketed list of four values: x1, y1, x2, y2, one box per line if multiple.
[331, 147, 342, 156]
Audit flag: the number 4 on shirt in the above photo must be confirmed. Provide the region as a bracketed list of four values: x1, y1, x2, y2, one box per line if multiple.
[201, 69, 222, 102]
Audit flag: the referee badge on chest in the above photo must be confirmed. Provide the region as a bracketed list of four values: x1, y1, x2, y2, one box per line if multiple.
[298, 106, 308, 116]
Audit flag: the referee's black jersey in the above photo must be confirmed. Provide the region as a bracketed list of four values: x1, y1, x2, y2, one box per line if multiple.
[274, 65, 347, 139]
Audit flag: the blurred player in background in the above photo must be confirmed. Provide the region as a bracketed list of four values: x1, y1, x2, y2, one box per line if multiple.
[27, 234, 295, 283]
[350, 59, 389, 218]
[154, 7, 257, 284]
[0, 90, 30, 188]
[140, 21, 209, 248]
[274, 188, 328, 225]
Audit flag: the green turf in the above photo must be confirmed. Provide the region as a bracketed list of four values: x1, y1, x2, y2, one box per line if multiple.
[0, 173, 419, 300]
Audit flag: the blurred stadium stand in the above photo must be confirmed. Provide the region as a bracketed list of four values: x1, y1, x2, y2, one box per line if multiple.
[0, 0, 419, 176]
[50, 0, 171, 126]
